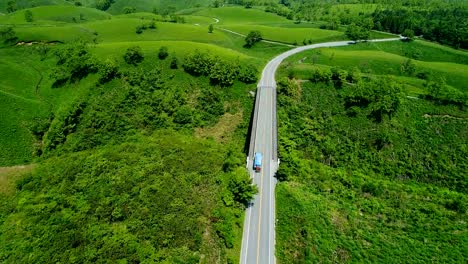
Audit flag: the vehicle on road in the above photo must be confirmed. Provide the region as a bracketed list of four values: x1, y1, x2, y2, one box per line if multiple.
[254, 152, 262, 172]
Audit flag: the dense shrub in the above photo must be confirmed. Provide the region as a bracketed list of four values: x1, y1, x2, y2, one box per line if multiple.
[123, 46, 144, 65]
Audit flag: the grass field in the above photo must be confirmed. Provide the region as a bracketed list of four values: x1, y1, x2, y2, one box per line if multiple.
[221, 24, 344, 45]
[193, 6, 290, 25]
[0, 5, 111, 24]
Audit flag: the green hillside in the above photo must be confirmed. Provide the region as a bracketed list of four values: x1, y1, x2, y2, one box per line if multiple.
[1, 1, 467, 263]
[0, 5, 110, 24]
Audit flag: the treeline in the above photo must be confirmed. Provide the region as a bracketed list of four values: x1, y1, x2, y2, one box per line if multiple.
[372, 7, 468, 49]
[183, 50, 258, 86]
[252, 0, 468, 49]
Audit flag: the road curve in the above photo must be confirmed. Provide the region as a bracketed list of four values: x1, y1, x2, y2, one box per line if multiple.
[240, 37, 403, 264]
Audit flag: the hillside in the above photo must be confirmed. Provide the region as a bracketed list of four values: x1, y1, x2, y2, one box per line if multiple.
[275, 40, 468, 262]
[1, 1, 467, 263]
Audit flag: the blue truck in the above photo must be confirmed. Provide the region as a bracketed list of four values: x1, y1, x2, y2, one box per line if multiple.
[254, 152, 262, 172]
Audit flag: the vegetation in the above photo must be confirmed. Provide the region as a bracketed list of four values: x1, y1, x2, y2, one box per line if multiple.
[276, 37, 468, 263]
[1, 1, 467, 263]
[244, 30, 262, 48]
[123, 45, 144, 65]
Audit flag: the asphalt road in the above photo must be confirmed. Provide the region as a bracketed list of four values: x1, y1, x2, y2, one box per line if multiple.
[240, 37, 403, 264]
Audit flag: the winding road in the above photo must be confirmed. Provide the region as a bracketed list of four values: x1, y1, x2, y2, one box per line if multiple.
[240, 37, 403, 264]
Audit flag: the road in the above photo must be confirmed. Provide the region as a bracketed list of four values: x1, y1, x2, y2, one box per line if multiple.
[240, 37, 403, 264]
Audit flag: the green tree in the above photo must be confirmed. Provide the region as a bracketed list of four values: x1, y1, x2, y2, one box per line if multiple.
[400, 58, 416, 76]
[135, 25, 144, 34]
[0, 26, 17, 43]
[123, 6, 136, 14]
[243, 0, 253, 9]
[158, 46, 169, 60]
[402, 28, 415, 41]
[6, 0, 17, 13]
[208, 24, 214, 33]
[170, 56, 178, 69]
[95, 0, 113, 11]
[213, 0, 220, 8]
[238, 64, 258, 83]
[123, 46, 144, 65]
[24, 10, 33, 22]
[244, 30, 262, 48]
[209, 60, 238, 86]
[147, 20, 156, 29]
[228, 167, 258, 205]
[345, 23, 370, 41]
[98, 58, 120, 84]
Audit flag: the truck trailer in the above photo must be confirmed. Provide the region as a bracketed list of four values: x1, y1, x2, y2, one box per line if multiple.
[254, 152, 262, 172]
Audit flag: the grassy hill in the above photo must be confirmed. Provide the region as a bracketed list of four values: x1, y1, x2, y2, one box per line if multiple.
[276, 38, 468, 263]
[193, 6, 290, 25]
[0, 5, 111, 24]
[280, 40, 468, 94]
[1, 1, 467, 263]
[222, 24, 344, 45]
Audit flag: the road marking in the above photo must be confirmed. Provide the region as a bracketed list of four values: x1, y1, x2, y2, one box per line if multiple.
[256, 162, 265, 264]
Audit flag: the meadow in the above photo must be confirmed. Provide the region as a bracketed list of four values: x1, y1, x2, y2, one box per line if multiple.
[279, 40, 468, 93]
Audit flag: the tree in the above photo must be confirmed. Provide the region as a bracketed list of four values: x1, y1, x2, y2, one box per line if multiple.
[24, 10, 33, 22]
[208, 24, 214, 33]
[238, 64, 258, 83]
[6, 1, 17, 13]
[147, 20, 156, 29]
[209, 60, 238, 86]
[345, 23, 370, 41]
[135, 25, 145, 34]
[228, 168, 258, 205]
[98, 58, 120, 84]
[123, 6, 136, 14]
[124, 46, 144, 65]
[95, 0, 113, 11]
[243, 0, 253, 9]
[170, 56, 178, 69]
[213, 0, 220, 8]
[158, 46, 169, 60]
[0, 26, 17, 43]
[402, 28, 415, 41]
[400, 58, 416, 76]
[244, 30, 262, 48]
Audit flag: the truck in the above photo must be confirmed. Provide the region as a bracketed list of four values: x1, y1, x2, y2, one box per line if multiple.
[254, 152, 262, 172]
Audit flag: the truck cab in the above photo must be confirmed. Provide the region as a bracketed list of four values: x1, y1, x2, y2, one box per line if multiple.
[254, 152, 262, 172]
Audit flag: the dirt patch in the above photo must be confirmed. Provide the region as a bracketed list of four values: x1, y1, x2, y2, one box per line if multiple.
[0, 164, 35, 194]
[195, 111, 243, 143]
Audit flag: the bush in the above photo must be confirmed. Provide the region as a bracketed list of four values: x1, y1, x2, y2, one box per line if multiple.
[123, 6, 136, 14]
[244, 31, 262, 48]
[24, 10, 33, 22]
[170, 56, 178, 69]
[98, 58, 120, 84]
[210, 61, 238, 87]
[124, 46, 144, 65]
[238, 64, 258, 83]
[135, 25, 144, 34]
[158, 46, 169, 60]
[50, 42, 99, 86]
